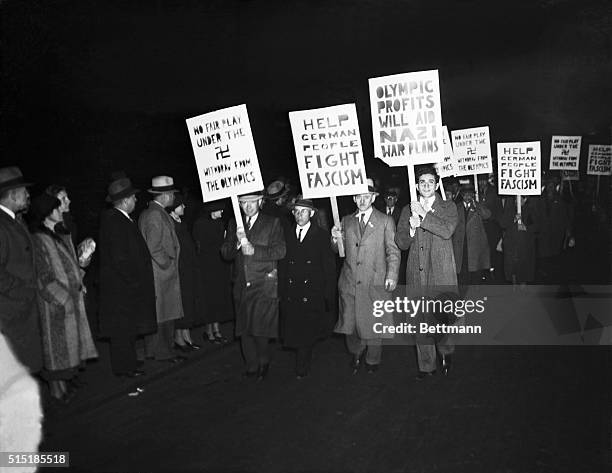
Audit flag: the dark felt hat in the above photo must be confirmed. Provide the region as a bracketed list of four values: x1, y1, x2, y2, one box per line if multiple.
[106, 177, 139, 202]
[292, 198, 316, 211]
[0, 167, 33, 194]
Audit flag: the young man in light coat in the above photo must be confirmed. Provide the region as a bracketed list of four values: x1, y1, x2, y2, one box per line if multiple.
[332, 178, 400, 374]
[138, 176, 184, 363]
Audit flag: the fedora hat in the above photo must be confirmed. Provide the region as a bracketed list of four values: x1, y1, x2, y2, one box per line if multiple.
[238, 191, 264, 202]
[265, 180, 289, 200]
[0, 167, 33, 194]
[292, 198, 316, 211]
[148, 176, 178, 194]
[106, 177, 139, 203]
[366, 178, 379, 195]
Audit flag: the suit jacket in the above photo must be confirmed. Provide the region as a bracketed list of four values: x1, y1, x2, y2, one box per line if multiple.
[221, 212, 286, 337]
[452, 201, 491, 272]
[334, 208, 400, 340]
[0, 211, 42, 373]
[139, 201, 184, 323]
[396, 195, 458, 291]
[279, 222, 336, 347]
[99, 208, 157, 337]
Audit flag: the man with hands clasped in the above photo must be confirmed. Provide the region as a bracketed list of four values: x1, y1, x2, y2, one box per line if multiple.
[332, 178, 400, 374]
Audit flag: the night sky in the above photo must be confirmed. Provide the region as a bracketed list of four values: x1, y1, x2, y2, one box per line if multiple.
[2, 0, 611, 232]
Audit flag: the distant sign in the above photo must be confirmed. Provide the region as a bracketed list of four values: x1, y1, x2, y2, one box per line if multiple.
[586, 144, 612, 176]
[369, 70, 443, 167]
[186, 104, 264, 202]
[561, 170, 579, 181]
[497, 141, 541, 196]
[451, 126, 493, 176]
[434, 126, 455, 178]
[289, 104, 368, 199]
[549, 136, 581, 170]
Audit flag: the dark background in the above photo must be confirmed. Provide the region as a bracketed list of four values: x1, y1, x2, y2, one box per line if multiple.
[2, 0, 611, 235]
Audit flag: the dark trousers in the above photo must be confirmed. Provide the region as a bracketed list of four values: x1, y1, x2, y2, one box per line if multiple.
[144, 320, 175, 360]
[296, 345, 313, 376]
[241, 334, 271, 372]
[110, 333, 138, 375]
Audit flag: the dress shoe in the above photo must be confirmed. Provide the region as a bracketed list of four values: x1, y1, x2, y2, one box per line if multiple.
[185, 341, 201, 350]
[351, 352, 365, 375]
[174, 343, 191, 353]
[415, 370, 435, 381]
[132, 369, 145, 377]
[365, 363, 378, 374]
[213, 333, 229, 344]
[256, 363, 269, 382]
[205, 333, 222, 344]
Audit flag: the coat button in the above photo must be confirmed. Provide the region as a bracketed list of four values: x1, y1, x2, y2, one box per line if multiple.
[419, 268, 423, 272]
[420, 246, 423, 250]
[356, 243, 359, 247]
[356, 262, 360, 265]
[357, 281, 361, 284]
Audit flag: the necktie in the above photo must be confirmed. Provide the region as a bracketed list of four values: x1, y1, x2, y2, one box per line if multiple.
[359, 213, 366, 236]
[297, 228, 302, 242]
[387, 207, 392, 216]
[247, 216, 252, 230]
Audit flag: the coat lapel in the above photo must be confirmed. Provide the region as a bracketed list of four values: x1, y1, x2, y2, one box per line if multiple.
[360, 210, 378, 241]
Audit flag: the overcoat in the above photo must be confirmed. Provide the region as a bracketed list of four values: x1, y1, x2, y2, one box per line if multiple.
[536, 197, 570, 258]
[221, 213, 286, 338]
[395, 195, 458, 291]
[279, 222, 336, 347]
[500, 196, 540, 282]
[192, 209, 233, 323]
[334, 208, 400, 340]
[0, 211, 42, 372]
[171, 217, 205, 328]
[99, 208, 157, 337]
[139, 201, 184, 322]
[32, 227, 97, 374]
[452, 201, 491, 272]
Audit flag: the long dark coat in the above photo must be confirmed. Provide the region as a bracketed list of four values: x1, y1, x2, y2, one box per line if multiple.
[0, 211, 42, 373]
[536, 196, 571, 258]
[279, 222, 336, 348]
[99, 208, 157, 338]
[192, 210, 233, 323]
[221, 213, 286, 338]
[172, 217, 204, 328]
[335, 208, 400, 340]
[479, 185, 503, 257]
[395, 195, 458, 292]
[452, 202, 491, 272]
[500, 196, 540, 282]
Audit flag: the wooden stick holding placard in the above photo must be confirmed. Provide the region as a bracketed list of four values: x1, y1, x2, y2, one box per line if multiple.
[516, 195, 522, 228]
[439, 178, 446, 201]
[596, 175, 601, 201]
[407, 165, 418, 203]
[474, 174, 479, 202]
[330, 196, 345, 257]
[230, 195, 244, 231]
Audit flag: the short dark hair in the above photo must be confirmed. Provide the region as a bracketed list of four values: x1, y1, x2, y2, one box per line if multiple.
[45, 184, 66, 197]
[415, 165, 439, 183]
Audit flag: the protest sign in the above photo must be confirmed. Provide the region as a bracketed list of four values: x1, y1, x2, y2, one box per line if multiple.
[549, 136, 581, 171]
[435, 125, 455, 177]
[451, 126, 493, 176]
[586, 144, 612, 176]
[368, 70, 443, 167]
[186, 104, 264, 201]
[289, 104, 368, 199]
[497, 141, 541, 196]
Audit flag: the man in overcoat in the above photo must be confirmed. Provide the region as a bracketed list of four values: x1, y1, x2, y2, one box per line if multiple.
[332, 179, 400, 374]
[0, 166, 42, 373]
[452, 183, 491, 288]
[395, 166, 458, 378]
[99, 176, 157, 377]
[138, 176, 184, 363]
[279, 198, 336, 379]
[221, 191, 286, 381]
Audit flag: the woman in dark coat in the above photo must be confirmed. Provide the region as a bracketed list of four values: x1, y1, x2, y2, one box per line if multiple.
[192, 200, 234, 343]
[500, 196, 541, 284]
[168, 194, 204, 350]
[279, 199, 336, 378]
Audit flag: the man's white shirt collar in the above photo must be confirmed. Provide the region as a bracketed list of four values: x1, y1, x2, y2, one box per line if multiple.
[356, 207, 374, 222]
[419, 195, 436, 212]
[296, 221, 311, 241]
[0, 204, 16, 220]
[115, 207, 133, 221]
[246, 212, 259, 227]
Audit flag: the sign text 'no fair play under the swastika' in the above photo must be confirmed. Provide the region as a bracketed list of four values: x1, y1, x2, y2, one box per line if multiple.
[185, 104, 263, 202]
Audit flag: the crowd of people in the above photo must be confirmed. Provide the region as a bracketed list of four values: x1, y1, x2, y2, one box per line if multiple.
[0, 163, 608, 409]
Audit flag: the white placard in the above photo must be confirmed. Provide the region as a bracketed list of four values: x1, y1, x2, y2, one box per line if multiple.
[549, 135, 581, 171]
[289, 104, 368, 199]
[451, 126, 493, 176]
[497, 141, 541, 196]
[586, 144, 612, 176]
[434, 125, 455, 178]
[186, 104, 264, 202]
[368, 70, 444, 167]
